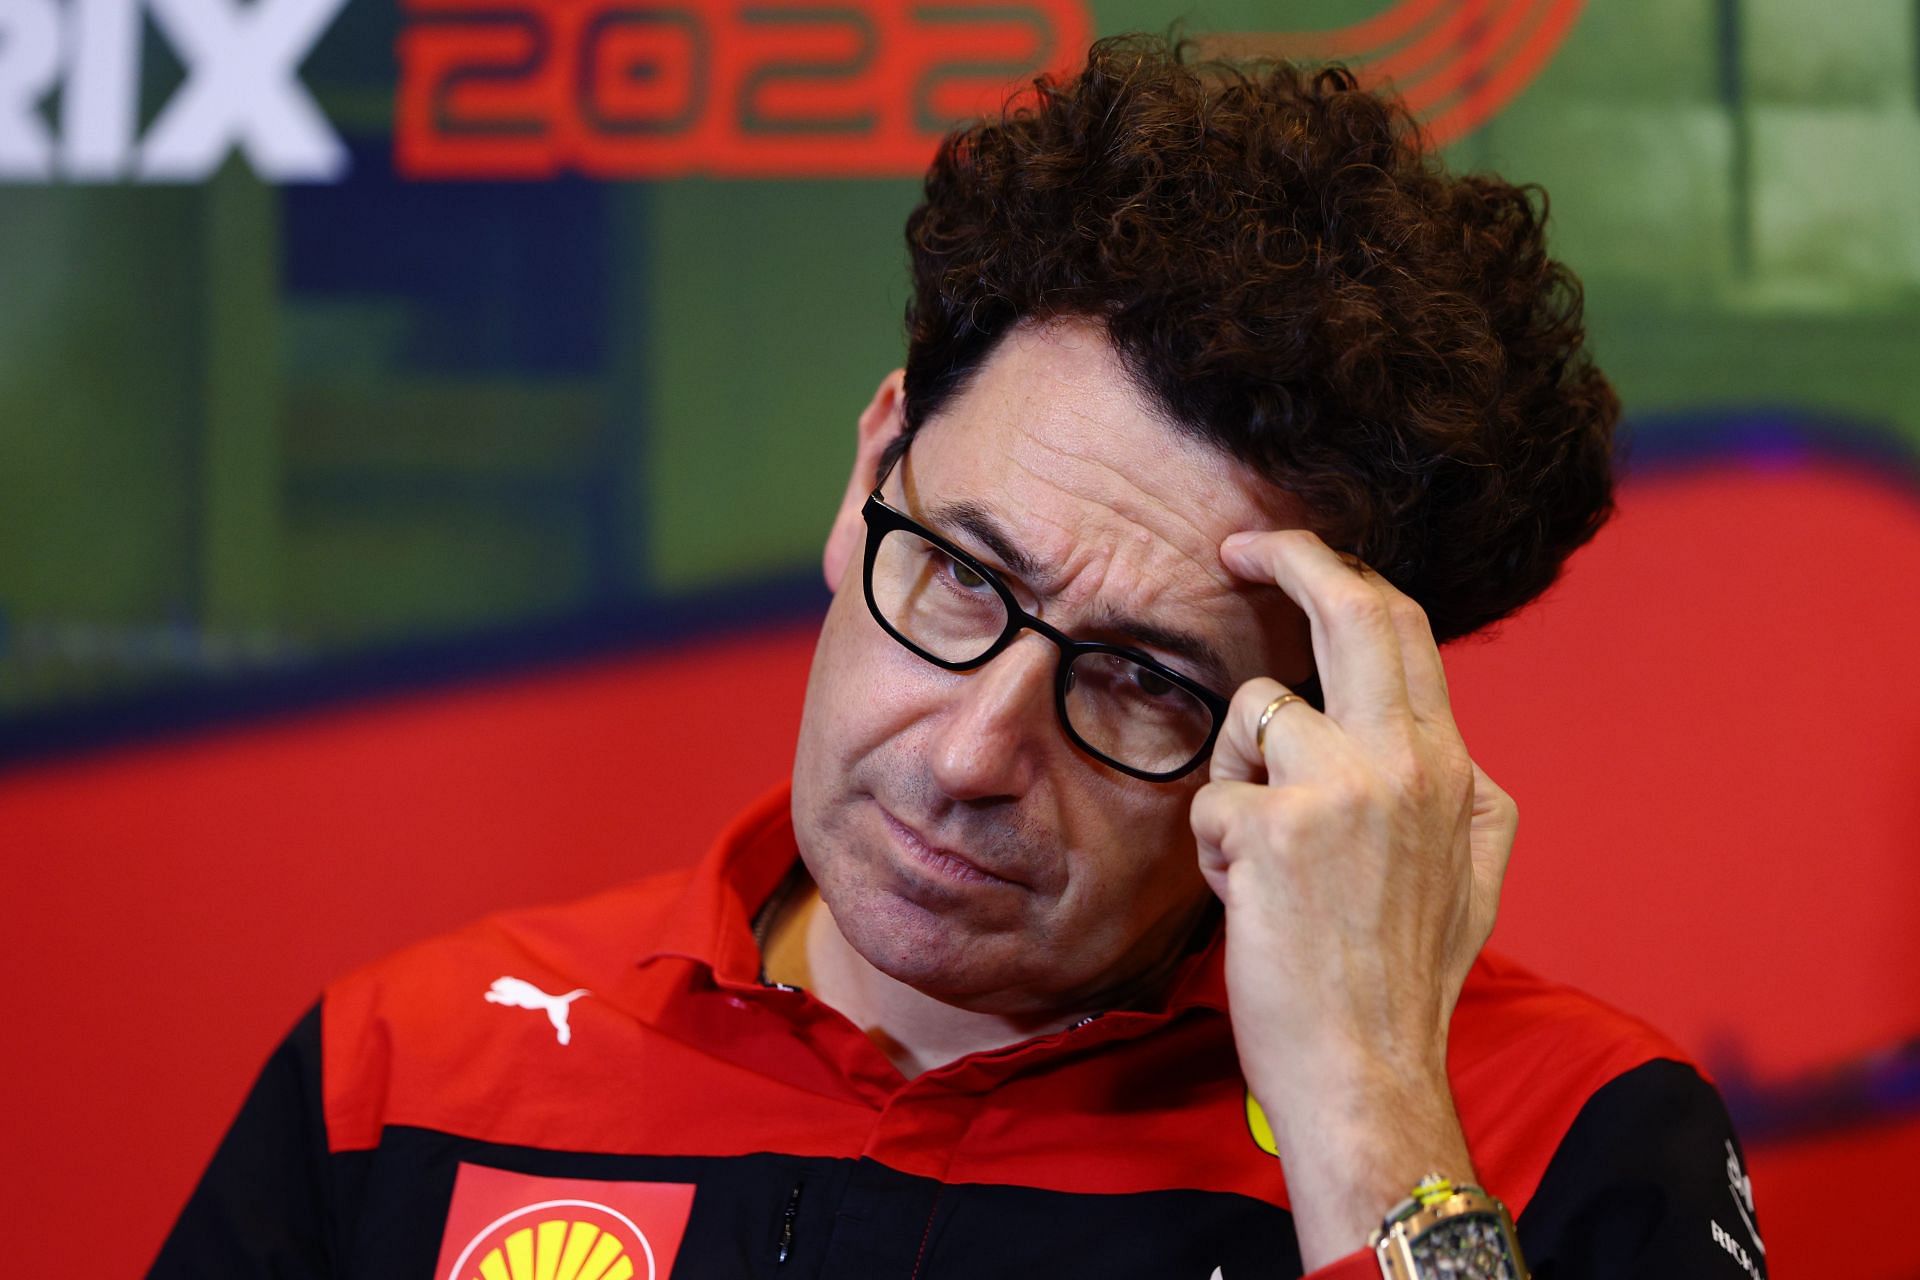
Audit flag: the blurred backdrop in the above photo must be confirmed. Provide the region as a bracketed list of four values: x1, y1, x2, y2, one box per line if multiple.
[3, 0, 1918, 1275]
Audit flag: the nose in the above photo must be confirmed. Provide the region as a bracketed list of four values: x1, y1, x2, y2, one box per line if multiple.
[926, 631, 1058, 801]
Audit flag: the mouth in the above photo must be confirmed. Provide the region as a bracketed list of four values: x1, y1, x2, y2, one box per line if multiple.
[877, 805, 1026, 890]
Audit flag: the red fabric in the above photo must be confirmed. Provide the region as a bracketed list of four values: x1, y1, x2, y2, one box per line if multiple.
[322, 780, 1691, 1214]
[320, 783, 1293, 1204]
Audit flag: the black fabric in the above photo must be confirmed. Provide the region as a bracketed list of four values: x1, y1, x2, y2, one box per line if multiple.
[163, 1120, 1301, 1278]
[150, 1005, 347, 1278]
[1519, 1059, 1767, 1280]
[153, 1010, 1764, 1278]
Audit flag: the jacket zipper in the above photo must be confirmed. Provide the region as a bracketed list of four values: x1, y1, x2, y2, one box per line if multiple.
[776, 1177, 803, 1265]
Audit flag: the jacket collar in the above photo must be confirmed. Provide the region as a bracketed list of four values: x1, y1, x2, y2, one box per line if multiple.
[639, 781, 1229, 1020]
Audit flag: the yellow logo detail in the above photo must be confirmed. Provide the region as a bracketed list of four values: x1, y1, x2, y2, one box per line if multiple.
[472, 1219, 635, 1280]
[1245, 1090, 1278, 1156]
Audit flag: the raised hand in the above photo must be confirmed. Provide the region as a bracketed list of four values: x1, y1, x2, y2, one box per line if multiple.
[1190, 528, 1519, 1268]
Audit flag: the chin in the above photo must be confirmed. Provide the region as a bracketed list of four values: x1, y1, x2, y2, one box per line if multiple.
[829, 884, 1043, 1009]
[835, 884, 972, 978]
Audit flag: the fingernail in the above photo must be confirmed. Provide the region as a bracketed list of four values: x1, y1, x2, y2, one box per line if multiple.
[1221, 532, 1256, 551]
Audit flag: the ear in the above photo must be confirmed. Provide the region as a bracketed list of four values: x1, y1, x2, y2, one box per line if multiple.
[822, 368, 907, 590]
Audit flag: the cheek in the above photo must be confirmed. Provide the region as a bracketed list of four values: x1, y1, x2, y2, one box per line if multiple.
[1059, 788, 1205, 922]
[797, 590, 937, 762]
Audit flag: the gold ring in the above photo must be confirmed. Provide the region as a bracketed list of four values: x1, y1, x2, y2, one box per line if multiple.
[1255, 694, 1305, 753]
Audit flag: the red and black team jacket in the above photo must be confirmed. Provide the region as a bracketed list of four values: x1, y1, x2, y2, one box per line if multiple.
[153, 786, 1768, 1280]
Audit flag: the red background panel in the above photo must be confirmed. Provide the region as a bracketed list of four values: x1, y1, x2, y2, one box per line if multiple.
[3, 459, 1916, 1277]
[1458, 462, 1920, 1081]
[3, 625, 817, 1275]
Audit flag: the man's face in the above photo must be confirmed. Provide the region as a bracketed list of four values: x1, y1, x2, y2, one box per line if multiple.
[791, 319, 1312, 1017]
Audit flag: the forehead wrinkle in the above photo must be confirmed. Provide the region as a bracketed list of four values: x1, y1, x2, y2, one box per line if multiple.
[1005, 431, 1251, 609]
[901, 318, 1312, 696]
[922, 388, 1286, 671]
[994, 459, 1257, 682]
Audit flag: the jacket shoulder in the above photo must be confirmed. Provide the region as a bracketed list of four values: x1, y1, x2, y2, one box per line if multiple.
[1452, 949, 1701, 1213]
[1455, 949, 1691, 1076]
[319, 869, 695, 1152]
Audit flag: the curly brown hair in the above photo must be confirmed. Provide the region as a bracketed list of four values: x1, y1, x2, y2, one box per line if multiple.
[894, 34, 1619, 645]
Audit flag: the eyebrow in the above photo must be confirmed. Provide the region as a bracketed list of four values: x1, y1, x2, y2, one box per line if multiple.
[1085, 608, 1234, 694]
[926, 500, 1044, 581]
[924, 499, 1235, 693]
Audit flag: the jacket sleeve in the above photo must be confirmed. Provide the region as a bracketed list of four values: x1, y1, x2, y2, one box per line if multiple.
[1517, 1058, 1767, 1280]
[148, 1004, 338, 1278]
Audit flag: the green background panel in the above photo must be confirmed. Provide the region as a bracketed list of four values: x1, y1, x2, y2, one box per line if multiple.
[643, 178, 919, 589]
[2, 0, 1918, 726]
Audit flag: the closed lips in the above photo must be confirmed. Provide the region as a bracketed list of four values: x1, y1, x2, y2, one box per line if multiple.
[881, 807, 1024, 887]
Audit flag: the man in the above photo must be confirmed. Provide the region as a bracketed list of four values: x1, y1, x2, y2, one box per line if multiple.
[155, 36, 1764, 1280]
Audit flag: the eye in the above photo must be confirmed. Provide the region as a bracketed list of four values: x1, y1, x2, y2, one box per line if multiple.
[1131, 666, 1175, 698]
[945, 555, 991, 591]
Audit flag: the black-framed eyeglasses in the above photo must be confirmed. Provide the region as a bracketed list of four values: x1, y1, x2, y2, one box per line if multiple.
[860, 476, 1233, 783]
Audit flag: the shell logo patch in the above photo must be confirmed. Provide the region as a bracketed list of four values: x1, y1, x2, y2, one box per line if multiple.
[435, 1163, 696, 1280]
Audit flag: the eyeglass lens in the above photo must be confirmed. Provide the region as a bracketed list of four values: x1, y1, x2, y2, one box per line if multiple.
[869, 525, 1215, 775]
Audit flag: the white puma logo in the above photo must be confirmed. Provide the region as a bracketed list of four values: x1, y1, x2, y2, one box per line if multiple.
[484, 976, 590, 1045]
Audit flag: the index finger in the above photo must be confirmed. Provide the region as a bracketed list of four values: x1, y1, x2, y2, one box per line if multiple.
[1220, 528, 1409, 732]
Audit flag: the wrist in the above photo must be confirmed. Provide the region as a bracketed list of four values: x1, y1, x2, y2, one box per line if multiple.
[1243, 1007, 1450, 1098]
[1247, 1037, 1455, 1161]
[1248, 1055, 1473, 1270]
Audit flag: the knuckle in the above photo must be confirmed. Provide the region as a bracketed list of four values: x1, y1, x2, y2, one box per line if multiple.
[1426, 742, 1469, 785]
[1495, 788, 1520, 827]
[1389, 592, 1435, 638]
[1373, 731, 1430, 786]
[1318, 768, 1373, 813]
[1229, 679, 1284, 726]
[1254, 795, 1305, 844]
[1230, 679, 1272, 716]
[1397, 753, 1434, 794]
[1331, 585, 1391, 629]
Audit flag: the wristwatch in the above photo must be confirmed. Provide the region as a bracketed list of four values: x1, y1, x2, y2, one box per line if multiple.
[1369, 1175, 1528, 1279]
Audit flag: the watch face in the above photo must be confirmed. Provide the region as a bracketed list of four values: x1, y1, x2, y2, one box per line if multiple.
[1408, 1212, 1522, 1279]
